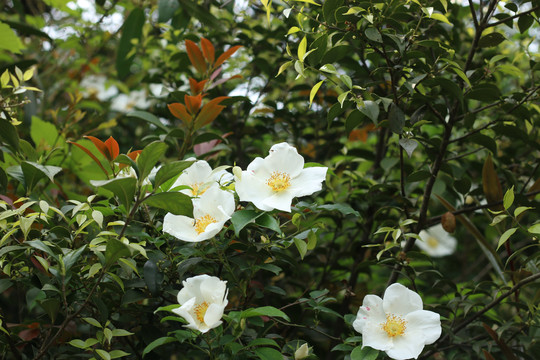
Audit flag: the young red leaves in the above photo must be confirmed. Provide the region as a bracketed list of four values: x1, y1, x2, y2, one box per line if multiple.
[185, 38, 242, 75]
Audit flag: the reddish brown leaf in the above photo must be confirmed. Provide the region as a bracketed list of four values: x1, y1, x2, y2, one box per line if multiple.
[214, 45, 242, 69]
[441, 211, 456, 233]
[119, 150, 142, 169]
[189, 78, 208, 95]
[185, 94, 203, 115]
[482, 154, 503, 210]
[185, 39, 207, 73]
[195, 97, 229, 129]
[104, 136, 120, 161]
[200, 37, 215, 65]
[83, 135, 108, 159]
[68, 140, 109, 176]
[168, 103, 193, 127]
[482, 350, 495, 360]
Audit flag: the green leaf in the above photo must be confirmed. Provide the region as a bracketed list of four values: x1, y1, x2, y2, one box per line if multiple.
[64, 245, 87, 271]
[82, 317, 103, 328]
[127, 111, 169, 132]
[111, 329, 134, 337]
[255, 213, 281, 233]
[109, 350, 131, 359]
[249, 338, 279, 348]
[96, 349, 111, 360]
[319, 64, 337, 73]
[297, 36, 307, 61]
[322, 0, 344, 24]
[478, 33, 506, 48]
[503, 186, 514, 210]
[0, 22, 25, 54]
[253, 347, 283, 360]
[137, 141, 168, 182]
[276, 61, 293, 77]
[91, 177, 137, 211]
[69, 339, 88, 349]
[31, 116, 60, 149]
[26, 240, 59, 261]
[242, 306, 290, 321]
[142, 192, 193, 216]
[294, 238, 308, 259]
[388, 103, 405, 134]
[116, 8, 145, 79]
[317, 203, 359, 216]
[399, 138, 418, 158]
[358, 101, 379, 125]
[0, 119, 21, 152]
[365, 28, 382, 43]
[231, 210, 262, 236]
[157, 0, 179, 22]
[142, 336, 177, 357]
[309, 80, 324, 106]
[143, 260, 163, 296]
[517, 14, 534, 34]
[514, 206, 533, 218]
[528, 223, 540, 234]
[497, 227, 517, 250]
[154, 160, 194, 189]
[429, 13, 451, 25]
[351, 345, 379, 360]
[105, 238, 132, 267]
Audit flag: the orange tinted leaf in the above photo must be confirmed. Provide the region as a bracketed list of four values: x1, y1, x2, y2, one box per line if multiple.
[68, 140, 109, 176]
[104, 136, 120, 161]
[214, 45, 242, 69]
[189, 78, 207, 95]
[168, 103, 192, 126]
[127, 150, 142, 161]
[185, 39, 207, 73]
[84, 136, 108, 158]
[194, 96, 229, 130]
[200, 38, 215, 65]
[185, 94, 203, 114]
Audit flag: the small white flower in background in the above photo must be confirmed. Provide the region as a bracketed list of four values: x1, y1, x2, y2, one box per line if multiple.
[234, 142, 328, 212]
[80, 75, 118, 101]
[163, 186, 235, 242]
[170, 160, 232, 197]
[111, 89, 152, 113]
[294, 343, 310, 360]
[115, 166, 137, 179]
[417, 224, 457, 257]
[173, 274, 228, 333]
[353, 283, 441, 360]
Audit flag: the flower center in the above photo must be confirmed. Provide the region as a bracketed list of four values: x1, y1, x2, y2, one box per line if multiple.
[190, 182, 207, 196]
[426, 236, 439, 248]
[381, 314, 407, 337]
[195, 214, 217, 234]
[266, 171, 291, 192]
[194, 301, 209, 323]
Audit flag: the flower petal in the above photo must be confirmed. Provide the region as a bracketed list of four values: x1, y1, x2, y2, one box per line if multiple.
[386, 333, 425, 360]
[383, 283, 423, 316]
[199, 275, 228, 303]
[405, 310, 441, 345]
[353, 294, 385, 334]
[203, 302, 225, 329]
[163, 213, 199, 242]
[289, 167, 328, 197]
[361, 320, 393, 352]
[262, 191, 295, 212]
[264, 143, 305, 178]
[235, 170, 275, 211]
[417, 224, 457, 257]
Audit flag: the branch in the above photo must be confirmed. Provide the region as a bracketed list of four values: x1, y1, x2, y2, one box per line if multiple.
[486, 5, 540, 28]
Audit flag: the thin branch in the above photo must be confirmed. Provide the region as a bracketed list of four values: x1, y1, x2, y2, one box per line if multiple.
[468, 0, 480, 29]
[486, 5, 540, 28]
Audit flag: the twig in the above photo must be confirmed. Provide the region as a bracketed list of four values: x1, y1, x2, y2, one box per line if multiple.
[486, 5, 540, 28]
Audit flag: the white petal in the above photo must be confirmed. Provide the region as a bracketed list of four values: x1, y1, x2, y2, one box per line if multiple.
[262, 191, 295, 212]
[383, 284, 423, 316]
[385, 334, 425, 360]
[361, 320, 393, 352]
[199, 276, 227, 303]
[172, 160, 213, 195]
[288, 167, 328, 197]
[405, 310, 441, 345]
[200, 187, 235, 217]
[173, 297, 198, 329]
[203, 302, 226, 329]
[264, 143, 305, 178]
[235, 170, 275, 211]
[163, 213, 199, 242]
[417, 224, 457, 257]
[353, 294, 386, 334]
[195, 220, 227, 241]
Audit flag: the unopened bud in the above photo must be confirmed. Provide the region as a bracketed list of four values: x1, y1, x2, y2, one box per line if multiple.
[295, 343, 310, 360]
[441, 212, 456, 233]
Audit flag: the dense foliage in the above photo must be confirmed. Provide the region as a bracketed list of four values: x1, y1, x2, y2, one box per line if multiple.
[1, 0, 539, 359]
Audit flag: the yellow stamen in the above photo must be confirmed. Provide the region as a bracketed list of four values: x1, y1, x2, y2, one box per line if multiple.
[381, 314, 407, 337]
[194, 301, 209, 323]
[190, 182, 209, 196]
[266, 171, 291, 192]
[426, 236, 439, 248]
[194, 214, 217, 234]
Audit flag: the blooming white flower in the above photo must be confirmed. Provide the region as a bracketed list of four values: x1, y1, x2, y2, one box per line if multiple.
[353, 283, 441, 360]
[111, 89, 152, 113]
[234, 142, 328, 212]
[173, 274, 228, 333]
[417, 224, 457, 257]
[80, 75, 118, 101]
[163, 186, 235, 242]
[171, 160, 232, 197]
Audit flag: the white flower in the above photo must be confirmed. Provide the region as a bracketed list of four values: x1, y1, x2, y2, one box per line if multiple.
[234, 142, 328, 212]
[111, 89, 152, 113]
[173, 274, 228, 333]
[80, 75, 118, 101]
[353, 283, 441, 360]
[417, 224, 457, 257]
[163, 186, 235, 242]
[171, 160, 232, 197]
[294, 343, 310, 360]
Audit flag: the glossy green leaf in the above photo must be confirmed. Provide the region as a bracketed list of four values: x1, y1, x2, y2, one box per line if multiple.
[105, 238, 132, 267]
[137, 141, 168, 182]
[91, 177, 137, 211]
[116, 8, 145, 79]
[142, 192, 193, 216]
[154, 160, 195, 188]
[242, 306, 290, 321]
